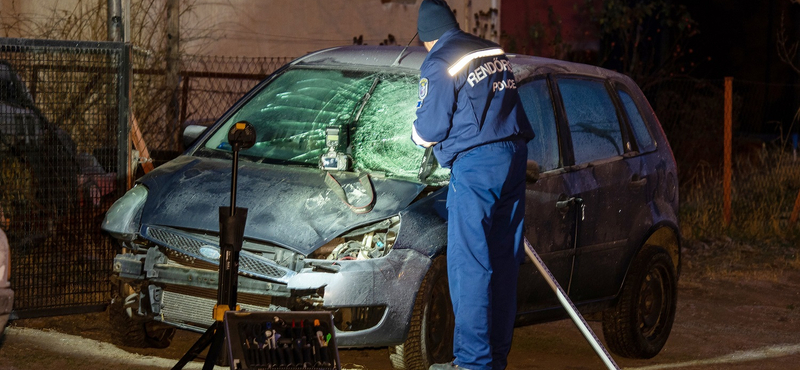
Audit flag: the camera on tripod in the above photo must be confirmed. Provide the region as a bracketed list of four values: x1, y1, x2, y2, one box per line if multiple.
[319, 126, 349, 171]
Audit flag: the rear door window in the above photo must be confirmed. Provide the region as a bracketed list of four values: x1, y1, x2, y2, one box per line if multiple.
[557, 78, 623, 164]
[518, 78, 560, 171]
[618, 89, 656, 153]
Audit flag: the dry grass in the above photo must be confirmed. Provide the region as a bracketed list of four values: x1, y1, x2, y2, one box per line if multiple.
[679, 149, 800, 280]
[680, 151, 800, 242]
[680, 153, 800, 281]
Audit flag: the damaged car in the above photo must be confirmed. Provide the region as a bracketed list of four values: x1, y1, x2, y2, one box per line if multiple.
[102, 45, 681, 369]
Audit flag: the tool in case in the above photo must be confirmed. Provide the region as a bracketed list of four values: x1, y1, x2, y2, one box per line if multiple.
[224, 311, 341, 370]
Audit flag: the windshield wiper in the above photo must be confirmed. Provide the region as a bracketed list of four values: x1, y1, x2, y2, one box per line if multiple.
[346, 76, 380, 148]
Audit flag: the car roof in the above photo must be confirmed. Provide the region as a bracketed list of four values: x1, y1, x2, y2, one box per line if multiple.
[293, 45, 428, 71]
[293, 45, 636, 85]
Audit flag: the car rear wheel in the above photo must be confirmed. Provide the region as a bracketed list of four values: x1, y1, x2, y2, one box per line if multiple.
[602, 246, 677, 359]
[388, 256, 454, 370]
[108, 281, 176, 349]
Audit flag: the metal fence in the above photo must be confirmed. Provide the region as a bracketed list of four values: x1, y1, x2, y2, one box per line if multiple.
[0, 38, 129, 318]
[644, 78, 800, 183]
[131, 54, 291, 169]
[645, 77, 800, 241]
[0, 37, 291, 319]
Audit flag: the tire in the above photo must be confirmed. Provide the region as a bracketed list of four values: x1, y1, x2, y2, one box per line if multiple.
[108, 281, 176, 349]
[388, 256, 454, 370]
[602, 246, 677, 359]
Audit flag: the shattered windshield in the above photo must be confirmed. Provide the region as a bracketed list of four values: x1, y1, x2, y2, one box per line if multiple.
[203, 67, 449, 182]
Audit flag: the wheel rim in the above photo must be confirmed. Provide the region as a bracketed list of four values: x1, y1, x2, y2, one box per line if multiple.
[637, 263, 670, 339]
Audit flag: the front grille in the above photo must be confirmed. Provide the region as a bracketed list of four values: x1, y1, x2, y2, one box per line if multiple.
[161, 286, 283, 329]
[143, 225, 295, 283]
[165, 249, 218, 271]
[148, 227, 206, 255]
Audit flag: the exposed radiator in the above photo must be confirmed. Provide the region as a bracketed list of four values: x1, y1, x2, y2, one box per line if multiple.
[160, 286, 282, 329]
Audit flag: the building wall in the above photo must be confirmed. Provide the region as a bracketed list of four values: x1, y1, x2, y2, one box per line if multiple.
[499, 0, 596, 58]
[1, 0, 498, 58]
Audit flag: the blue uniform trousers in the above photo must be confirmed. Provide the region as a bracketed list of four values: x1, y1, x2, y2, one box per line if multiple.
[446, 139, 527, 370]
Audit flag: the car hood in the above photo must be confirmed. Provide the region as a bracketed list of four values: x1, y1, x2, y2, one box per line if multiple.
[138, 156, 426, 255]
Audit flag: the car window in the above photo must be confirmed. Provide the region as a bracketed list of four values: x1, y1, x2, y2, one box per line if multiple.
[558, 78, 623, 164]
[203, 67, 449, 182]
[618, 89, 655, 153]
[518, 78, 560, 172]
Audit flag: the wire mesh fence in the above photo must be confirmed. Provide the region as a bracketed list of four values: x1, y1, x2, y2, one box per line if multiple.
[645, 78, 800, 181]
[645, 77, 800, 242]
[131, 54, 292, 168]
[0, 42, 292, 318]
[0, 39, 128, 317]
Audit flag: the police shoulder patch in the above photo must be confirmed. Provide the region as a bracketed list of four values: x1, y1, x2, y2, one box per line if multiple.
[418, 78, 429, 100]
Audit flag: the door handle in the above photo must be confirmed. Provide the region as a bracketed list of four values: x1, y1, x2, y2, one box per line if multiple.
[556, 197, 585, 221]
[556, 196, 584, 209]
[556, 197, 576, 209]
[630, 175, 647, 188]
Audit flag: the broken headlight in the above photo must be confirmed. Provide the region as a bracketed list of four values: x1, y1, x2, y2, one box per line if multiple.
[310, 216, 400, 260]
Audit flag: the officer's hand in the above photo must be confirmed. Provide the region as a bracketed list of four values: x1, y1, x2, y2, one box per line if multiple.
[411, 125, 436, 148]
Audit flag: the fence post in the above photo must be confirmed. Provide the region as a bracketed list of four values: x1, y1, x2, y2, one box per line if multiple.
[791, 189, 800, 225]
[107, 0, 122, 41]
[119, 43, 132, 190]
[793, 133, 800, 226]
[180, 75, 190, 126]
[723, 77, 733, 227]
[167, 0, 181, 151]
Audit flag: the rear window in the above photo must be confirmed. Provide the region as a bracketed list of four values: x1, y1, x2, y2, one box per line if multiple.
[618, 89, 656, 153]
[558, 78, 623, 164]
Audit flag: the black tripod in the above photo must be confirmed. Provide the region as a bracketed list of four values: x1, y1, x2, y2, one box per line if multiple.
[172, 121, 257, 370]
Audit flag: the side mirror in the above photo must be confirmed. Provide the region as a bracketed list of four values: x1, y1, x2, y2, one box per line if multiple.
[526, 160, 540, 183]
[182, 124, 209, 149]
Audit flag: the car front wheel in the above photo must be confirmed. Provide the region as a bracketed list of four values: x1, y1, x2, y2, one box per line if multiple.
[388, 256, 454, 370]
[108, 281, 176, 349]
[602, 246, 677, 359]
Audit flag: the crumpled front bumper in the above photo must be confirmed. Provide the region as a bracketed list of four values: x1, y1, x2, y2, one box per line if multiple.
[289, 248, 431, 347]
[114, 247, 431, 348]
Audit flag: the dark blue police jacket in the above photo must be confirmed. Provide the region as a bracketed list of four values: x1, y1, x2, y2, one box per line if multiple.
[413, 28, 534, 168]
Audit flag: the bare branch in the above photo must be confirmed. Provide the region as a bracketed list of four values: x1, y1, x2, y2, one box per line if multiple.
[776, 14, 800, 75]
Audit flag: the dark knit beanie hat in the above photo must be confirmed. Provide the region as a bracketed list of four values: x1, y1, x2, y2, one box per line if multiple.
[417, 0, 458, 42]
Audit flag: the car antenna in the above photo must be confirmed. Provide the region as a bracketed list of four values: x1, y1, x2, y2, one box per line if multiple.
[391, 32, 418, 67]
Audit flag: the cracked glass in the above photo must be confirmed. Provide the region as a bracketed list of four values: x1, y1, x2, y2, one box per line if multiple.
[203, 67, 449, 182]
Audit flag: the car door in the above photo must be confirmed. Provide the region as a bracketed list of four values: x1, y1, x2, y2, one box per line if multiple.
[552, 76, 645, 302]
[514, 76, 578, 314]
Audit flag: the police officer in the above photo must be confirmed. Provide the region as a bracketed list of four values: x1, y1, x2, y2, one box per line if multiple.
[411, 1, 534, 369]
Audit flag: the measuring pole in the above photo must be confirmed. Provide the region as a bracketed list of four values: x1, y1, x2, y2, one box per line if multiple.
[522, 238, 620, 370]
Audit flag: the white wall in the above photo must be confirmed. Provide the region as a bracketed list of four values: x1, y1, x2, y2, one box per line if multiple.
[185, 0, 497, 57]
[0, 0, 497, 58]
